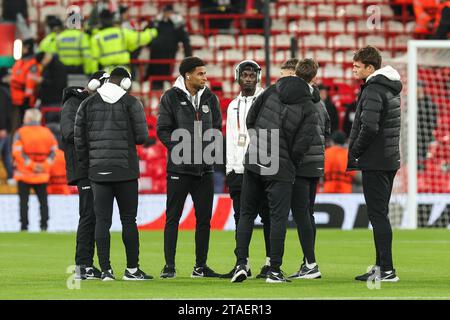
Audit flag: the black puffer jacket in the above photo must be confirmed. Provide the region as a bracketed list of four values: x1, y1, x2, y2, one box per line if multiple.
[74, 83, 149, 182]
[157, 77, 222, 176]
[244, 76, 319, 182]
[347, 66, 402, 171]
[60, 86, 89, 185]
[295, 86, 331, 177]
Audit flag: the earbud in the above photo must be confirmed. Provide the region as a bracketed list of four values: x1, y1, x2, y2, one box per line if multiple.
[187, 76, 190, 80]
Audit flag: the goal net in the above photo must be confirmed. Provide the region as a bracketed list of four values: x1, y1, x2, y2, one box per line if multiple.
[390, 40, 450, 229]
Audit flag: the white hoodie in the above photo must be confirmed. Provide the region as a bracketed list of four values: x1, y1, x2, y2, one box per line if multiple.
[226, 86, 264, 174]
[366, 65, 401, 82]
[173, 75, 206, 110]
[97, 82, 127, 103]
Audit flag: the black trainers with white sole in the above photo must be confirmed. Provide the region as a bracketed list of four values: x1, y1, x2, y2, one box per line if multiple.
[84, 266, 102, 280]
[191, 265, 221, 278]
[230, 264, 248, 283]
[255, 265, 270, 279]
[160, 265, 176, 279]
[379, 270, 399, 282]
[266, 270, 291, 283]
[355, 265, 380, 281]
[101, 269, 115, 281]
[220, 266, 252, 279]
[123, 268, 153, 281]
[288, 264, 321, 279]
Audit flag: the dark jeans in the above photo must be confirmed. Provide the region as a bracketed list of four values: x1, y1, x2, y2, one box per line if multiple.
[18, 182, 48, 230]
[291, 177, 319, 264]
[235, 170, 292, 270]
[75, 179, 96, 267]
[362, 170, 397, 272]
[226, 171, 271, 258]
[91, 180, 140, 271]
[164, 172, 214, 267]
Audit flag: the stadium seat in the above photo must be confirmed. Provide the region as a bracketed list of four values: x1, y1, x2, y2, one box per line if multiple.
[212, 35, 236, 49]
[238, 35, 265, 48]
[190, 35, 207, 48]
[302, 34, 327, 48]
[295, 19, 316, 33]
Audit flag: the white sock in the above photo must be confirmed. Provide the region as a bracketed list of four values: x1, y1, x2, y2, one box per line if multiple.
[384, 270, 393, 274]
[127, 267, 138, 273]
[305, 259, 317, 269]
[265, 257, 270, 266]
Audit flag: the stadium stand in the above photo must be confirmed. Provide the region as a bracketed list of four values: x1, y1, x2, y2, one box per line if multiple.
[2, 0, 445, 194]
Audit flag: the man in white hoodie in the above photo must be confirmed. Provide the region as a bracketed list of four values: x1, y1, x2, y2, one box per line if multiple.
[347, 46, 402, 282]
[157, 57, 222, 279]
[74, 67, 151, 281]
[220, 60, 272, 279]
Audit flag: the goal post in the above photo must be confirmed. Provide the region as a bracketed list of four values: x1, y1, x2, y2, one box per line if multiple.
[392, 40, 450, 229]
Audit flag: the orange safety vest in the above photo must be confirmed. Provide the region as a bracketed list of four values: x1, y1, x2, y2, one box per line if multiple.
[47, 149, 70, 194]
[323, 146, 356, 193]
[10, 57, 41, 107]
[413, 0, 440, 32]
[12, 124, 58, 184]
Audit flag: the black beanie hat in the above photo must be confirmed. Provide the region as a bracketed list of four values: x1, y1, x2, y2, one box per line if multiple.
[179, 57, 205, 78]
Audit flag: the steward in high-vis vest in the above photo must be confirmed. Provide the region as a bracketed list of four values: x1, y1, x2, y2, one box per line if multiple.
[10, 39, 42, 133]
[12, 109, 58, 231]
[90, 10, 157, 73]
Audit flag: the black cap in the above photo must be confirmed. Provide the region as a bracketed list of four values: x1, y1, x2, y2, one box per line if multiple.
[179, 57, 205, 78]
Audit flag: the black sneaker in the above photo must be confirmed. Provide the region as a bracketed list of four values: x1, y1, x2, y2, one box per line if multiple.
[288, 264, 321, 279]
[123, 268, 153, 281]
[379, 269, 399, 282]
[84, 266, 102, 280]
[101, 269, 115, 281]
[160, 265, 176, 279]
[191, 265, 221, 278]
[355, 265, 380, 281]
[266, 269, 291, 283]
[230, 264, 248, 283]
[220, 266, 252, 279]
[219, 267, 236, 279]
[255, 265, 270, 279]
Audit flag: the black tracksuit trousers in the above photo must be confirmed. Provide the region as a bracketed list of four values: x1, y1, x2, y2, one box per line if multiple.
[164, 172, 214, 267]
[291, 177, 319, 264]
[91, 180, 140, 271]
[226, 171, 271, 258]
[362, 170, 397, 272]
[235, 170, 292, 270]
[75, 178, 96, 267]
[18, 182, 48, 230]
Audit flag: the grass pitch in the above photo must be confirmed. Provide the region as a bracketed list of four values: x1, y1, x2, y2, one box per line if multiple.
[0, 229, 449, 300]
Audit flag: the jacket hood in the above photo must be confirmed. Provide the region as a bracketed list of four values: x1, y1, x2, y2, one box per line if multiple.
[366, 65, 402, 95]
[276, 76, 312, 104]
[97, 82, 127, 103]
[62, 86, 89, 104]
[311, 85, 321, 103]
[174, 75, 206, 102]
